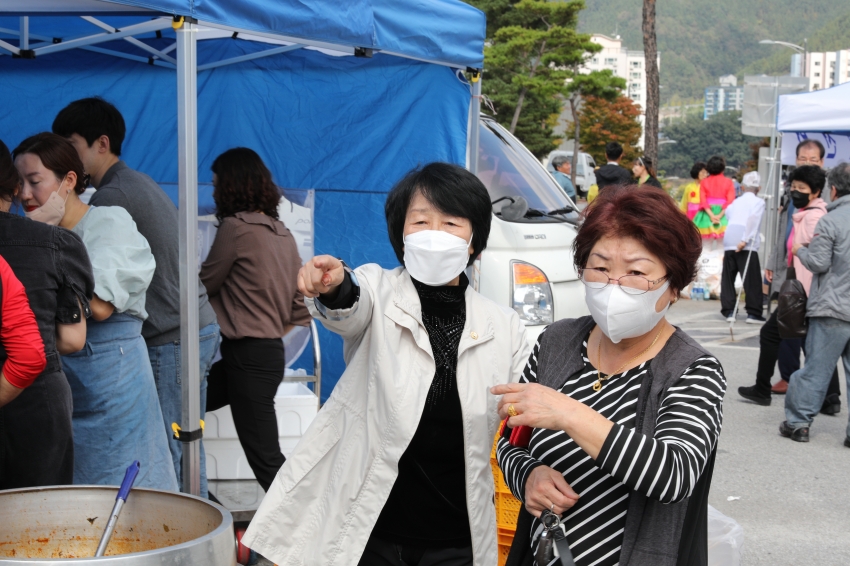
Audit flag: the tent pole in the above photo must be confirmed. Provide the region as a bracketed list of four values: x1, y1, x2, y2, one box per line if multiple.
[176, 17, 202, 496]
[19, 17, 28, 50]
[468, 73, 481, 174]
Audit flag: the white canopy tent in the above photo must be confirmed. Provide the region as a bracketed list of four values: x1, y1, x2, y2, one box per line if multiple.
[777, 82, 850, 167]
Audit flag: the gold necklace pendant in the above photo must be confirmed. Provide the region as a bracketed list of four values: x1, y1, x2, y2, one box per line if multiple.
[593, 327, 665, 394]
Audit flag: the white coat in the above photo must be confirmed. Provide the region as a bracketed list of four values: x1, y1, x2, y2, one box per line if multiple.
[242, 264, 530, 565]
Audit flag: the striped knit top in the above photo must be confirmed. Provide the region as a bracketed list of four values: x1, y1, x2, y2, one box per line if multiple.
[497, 331, 726, 566]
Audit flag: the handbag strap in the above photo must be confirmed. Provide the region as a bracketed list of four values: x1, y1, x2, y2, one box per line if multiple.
[554, 533, 576, 566]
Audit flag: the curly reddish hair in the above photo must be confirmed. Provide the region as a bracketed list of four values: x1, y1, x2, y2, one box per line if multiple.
[573, 185, 702, 294]
[211, 147, 280, 222]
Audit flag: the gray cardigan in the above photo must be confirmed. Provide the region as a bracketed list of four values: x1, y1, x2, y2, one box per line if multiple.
[533, 317, 716, 566]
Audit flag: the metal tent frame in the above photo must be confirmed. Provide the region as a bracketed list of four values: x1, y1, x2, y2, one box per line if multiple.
[0, 5, 483, 495]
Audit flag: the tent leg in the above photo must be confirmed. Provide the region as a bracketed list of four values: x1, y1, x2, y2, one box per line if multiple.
[468, 75, 481, 175]
[176, 18, 201, 496]
[19, 17, 28, 50]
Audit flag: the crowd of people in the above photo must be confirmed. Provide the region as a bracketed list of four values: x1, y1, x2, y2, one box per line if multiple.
[0, 98, 309, 495]
[1, 94, 848, 566]
[237, 163, 727, 566]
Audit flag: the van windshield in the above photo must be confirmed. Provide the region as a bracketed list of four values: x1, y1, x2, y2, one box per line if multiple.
[476, 120, 575, 223]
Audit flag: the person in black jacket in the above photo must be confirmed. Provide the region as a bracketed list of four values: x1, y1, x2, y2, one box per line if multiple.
[595, 141, 633, 191]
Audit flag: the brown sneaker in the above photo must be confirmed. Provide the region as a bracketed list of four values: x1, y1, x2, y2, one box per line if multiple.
[771, 380, 788, 394]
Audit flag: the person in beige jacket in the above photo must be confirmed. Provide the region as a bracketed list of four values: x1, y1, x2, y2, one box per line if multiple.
[242, 163, 530, 565]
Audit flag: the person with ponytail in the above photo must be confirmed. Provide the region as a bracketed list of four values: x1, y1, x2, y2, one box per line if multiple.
[632, 156, 663, 189]
[13, 133, 177, 491]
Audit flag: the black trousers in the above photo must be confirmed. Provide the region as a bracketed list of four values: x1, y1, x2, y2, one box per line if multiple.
[206, 337, 285, 492]
[0, 369, 74, 489]
[777, 338, 802, 383]
[357, 535, 474, 566]
[720, 250, 763, 317]
[756, 310, 840, 398]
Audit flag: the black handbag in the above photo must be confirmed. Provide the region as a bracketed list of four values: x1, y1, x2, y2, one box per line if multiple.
[777, 267, 808, 339]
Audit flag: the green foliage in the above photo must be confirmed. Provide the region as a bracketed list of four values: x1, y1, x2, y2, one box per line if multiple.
[742, 12, 850, 78]
[564, 69, 625, 100]
[576, 1, 850, 101]
[578, 95, 642, 164]
[467, 0, 605, 157]
[657, 111, 760, 178]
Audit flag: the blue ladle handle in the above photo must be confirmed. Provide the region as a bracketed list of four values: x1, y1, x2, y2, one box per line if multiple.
[117, 460, 141, 501]
[95, 461, 141, 557]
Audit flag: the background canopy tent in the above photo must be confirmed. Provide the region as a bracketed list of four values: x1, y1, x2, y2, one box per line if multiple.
[777, 82, 850, 167]
[0, 0, 485, 493]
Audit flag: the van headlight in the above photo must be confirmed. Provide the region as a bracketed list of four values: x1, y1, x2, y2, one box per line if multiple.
[511, 261, 553, 325]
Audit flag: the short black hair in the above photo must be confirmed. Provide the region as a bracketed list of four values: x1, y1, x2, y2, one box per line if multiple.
[789, 165, 826, 196]
[0, 139, 20, 202]
[384, 163, 491, 267]
[690, 161, 707, 180]
[706, 155, 726, 175]
[605, 142, 623, 160]
[52, 97, 126, 156]
[796, 139, 825, 159]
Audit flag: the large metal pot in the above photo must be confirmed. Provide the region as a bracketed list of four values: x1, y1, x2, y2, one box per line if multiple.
[0, 486, 235, 565]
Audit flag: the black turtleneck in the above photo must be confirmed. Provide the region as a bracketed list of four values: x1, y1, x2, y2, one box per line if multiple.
[370, 273, 472, 548]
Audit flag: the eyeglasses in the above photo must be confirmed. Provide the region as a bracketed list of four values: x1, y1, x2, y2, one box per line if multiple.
[580, 267, 668, 295]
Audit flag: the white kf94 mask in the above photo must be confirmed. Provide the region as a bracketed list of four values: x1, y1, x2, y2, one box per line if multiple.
[585, 281, 671, 344]
[403, 230, 472, 286]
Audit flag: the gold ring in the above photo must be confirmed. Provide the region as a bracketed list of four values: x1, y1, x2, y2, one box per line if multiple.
[507, 404, 518, 417]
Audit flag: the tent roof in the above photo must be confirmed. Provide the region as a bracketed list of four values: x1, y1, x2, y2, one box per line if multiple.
[777, 81, 850, 133]
[0, 0, 485, 69]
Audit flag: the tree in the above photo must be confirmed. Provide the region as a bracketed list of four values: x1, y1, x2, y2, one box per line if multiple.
[642, 0, 659, 164]
[563, 69, 625, 184]
[657, 111, 760, 178]
[578, 95, 643, 165]
[468, 0, 601, 157]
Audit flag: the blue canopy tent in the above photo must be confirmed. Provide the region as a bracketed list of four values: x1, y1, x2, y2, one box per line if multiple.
[0, 0, 485, 494]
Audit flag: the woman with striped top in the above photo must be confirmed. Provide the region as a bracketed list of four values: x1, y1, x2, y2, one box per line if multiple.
[492, 185, 727, 566]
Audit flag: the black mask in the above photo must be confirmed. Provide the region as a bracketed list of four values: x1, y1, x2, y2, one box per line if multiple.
[790, 190, 812, 209]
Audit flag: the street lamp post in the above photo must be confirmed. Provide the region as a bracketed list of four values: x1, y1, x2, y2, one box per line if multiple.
[760, 39, 808, 78]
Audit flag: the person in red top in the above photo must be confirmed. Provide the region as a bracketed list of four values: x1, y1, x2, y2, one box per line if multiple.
[694, 155, 736, 240]
[0, 256, 46, 407]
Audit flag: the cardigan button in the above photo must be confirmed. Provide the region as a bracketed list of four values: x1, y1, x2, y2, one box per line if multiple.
[470, 331, 478, 340]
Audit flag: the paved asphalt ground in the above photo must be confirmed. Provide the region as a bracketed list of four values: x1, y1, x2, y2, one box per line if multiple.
[668, 297, 850, 566]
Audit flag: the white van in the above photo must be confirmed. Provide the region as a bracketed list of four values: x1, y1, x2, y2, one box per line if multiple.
[471, 116, 589, 346]
[544, 150, 597, 198]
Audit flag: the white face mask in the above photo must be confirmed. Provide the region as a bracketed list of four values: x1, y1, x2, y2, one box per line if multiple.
[585, 280, 671, 344]
[403, 230, 472, 286]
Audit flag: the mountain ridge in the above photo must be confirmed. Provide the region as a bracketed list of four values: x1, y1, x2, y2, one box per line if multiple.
[577, 0, 848, 100]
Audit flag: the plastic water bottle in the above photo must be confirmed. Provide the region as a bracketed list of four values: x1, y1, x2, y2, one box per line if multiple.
[703, 284, 711, 301]
[692, 281, 702, 300]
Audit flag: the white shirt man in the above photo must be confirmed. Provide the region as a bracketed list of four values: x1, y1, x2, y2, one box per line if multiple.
[721, 171, 766, 323]
[724, 172, 765, 252]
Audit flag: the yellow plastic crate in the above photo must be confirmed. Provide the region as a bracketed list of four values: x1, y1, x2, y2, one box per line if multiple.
[492, 434, 520, 566]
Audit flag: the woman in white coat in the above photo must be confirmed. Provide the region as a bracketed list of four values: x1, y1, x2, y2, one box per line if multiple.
[243, 163, 530, 565]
